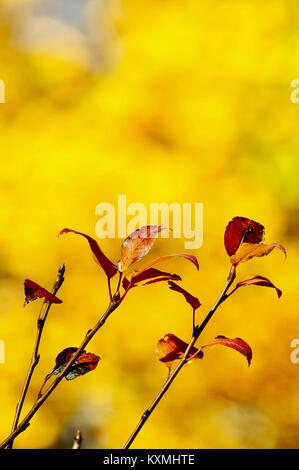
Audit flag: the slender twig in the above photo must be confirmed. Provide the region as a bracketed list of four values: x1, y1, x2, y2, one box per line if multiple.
[116, 272, 123, 295]
[107, 278, 113, 302]
[192, 308, 196, 333]
[123, 265, 236, 449]
[224, 285, 238, 301]
[8, 265, 65, 449]
[0, 298, 119, 449]
[72, 430, 82, 449]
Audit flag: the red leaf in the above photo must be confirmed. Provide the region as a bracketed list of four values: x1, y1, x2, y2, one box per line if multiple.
[65, 352, 100, 381]
[144, 276, 181, 285]
[118, 225, 165, 272]
[46, 347, 100, 381]
[131, 267, 181, 285]
[168, 281, 201, 311]
[123, 268, 181, 290]
[122, 277, 131, 290]
[59, 228, 117, 279]
[24, 279, 62, 306]
[235, 276, 282, 298]
[224, 217, 265, 256]
[122, 253, 198, 291]
[45, 347, 79, 380]
[202, 336, 252, 366]
[156, 333, 203, 368]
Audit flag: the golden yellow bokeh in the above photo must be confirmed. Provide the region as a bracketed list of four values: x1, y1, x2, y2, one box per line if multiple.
[0, 0, 298, 448]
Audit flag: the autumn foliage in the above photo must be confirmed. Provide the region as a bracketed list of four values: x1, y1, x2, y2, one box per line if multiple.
[0, 216, 285, 449]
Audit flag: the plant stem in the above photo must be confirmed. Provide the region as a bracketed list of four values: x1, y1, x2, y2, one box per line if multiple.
[0, 297, 119, 449]
[72, 430, 82, 449]
[116, 272, 123, 294]
[8, 265, 65, 449]
[107, 278, 113, 302]
[123, 265, 236, 449]
[192, 308, 196, 333]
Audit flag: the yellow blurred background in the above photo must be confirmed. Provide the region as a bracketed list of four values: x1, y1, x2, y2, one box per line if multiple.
[0, 0, 298, 448]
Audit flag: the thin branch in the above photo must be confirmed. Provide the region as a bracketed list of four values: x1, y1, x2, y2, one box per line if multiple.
[123, 265, 236, 449]
[72, 430, 82, 449]
[0, 298, 119, 449]
[116, 272, 123, 295]
[223, 285, 238, 301]
[192, 308, 196, 333]
[8, 265, 65, 449]
[107, 277, 113, 302]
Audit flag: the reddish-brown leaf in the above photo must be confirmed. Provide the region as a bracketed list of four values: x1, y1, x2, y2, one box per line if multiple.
[45, 347, 79, 381]
[122, 253, 198, 291]
[59, 228, 117, 279]
[122, 276, 131, 290]
[54, 347, 78, 369]
[156, 333, 203, 368]
[235, 276, 282, 298]
[123, 268, 181, 290]
[46, 347, 100, 381]
[65, 352, 100, 381]
[24, 279, 62, 306]
[230, 242, 287, 266]
[168, 281, 201, 311]
[202, 335, 252, 366]
[118, 225, 165, 272]
[144, 276, 181, 285]
[224, 217, 265, 256]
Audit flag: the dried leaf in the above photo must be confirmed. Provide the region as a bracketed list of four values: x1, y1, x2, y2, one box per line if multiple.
[53, 347, 78, 370]
[59, 228, 117, 279]
[65, 353, 100, 381]
[46, 347, 100, 381]
[156, 333, 203, 369]
[224, 217, 265, 256]
[24, 279, 62, 306]
[230, 242, 287, 266]
[235, 276, 282, 298]
[118, 225, 165, 272]
[202, 335, 252, 366]
[168, 281, 201, 311]
[45, 347, 78, 380]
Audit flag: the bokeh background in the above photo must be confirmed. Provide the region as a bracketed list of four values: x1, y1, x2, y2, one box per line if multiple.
[0, 0, 298, 449]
